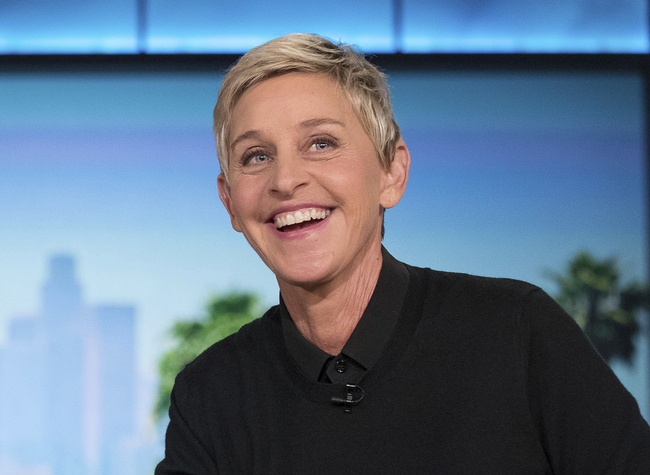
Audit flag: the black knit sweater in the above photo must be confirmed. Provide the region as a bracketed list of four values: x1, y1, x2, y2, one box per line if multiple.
[156, 264, 650, 474]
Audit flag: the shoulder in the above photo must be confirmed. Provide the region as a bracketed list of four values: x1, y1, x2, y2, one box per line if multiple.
[177, 305, 282, 390]
[406, 263, 544, 318]
[400, 263, 576, 360]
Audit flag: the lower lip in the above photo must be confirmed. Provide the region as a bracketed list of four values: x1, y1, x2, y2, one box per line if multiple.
[269, 213, 330, 240]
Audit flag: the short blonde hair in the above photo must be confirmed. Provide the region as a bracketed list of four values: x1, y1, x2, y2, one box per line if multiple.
[213, 33, 401, 183]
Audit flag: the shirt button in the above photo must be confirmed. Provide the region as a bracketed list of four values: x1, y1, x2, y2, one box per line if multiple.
[335, 357, 347, 373]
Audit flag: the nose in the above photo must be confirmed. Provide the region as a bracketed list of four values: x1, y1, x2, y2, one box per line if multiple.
[269, 152, 309, 197]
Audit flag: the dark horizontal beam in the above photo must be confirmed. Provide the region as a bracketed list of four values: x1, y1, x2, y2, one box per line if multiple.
[0, 53, 239, 73]
[0, 53, 648, 74]
[372, 53, 650, 73]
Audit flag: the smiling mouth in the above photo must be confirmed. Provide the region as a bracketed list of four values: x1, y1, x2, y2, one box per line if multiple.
[273, 208, 331, 232]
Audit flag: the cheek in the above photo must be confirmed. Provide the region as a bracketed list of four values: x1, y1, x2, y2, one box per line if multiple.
[323, 153, 375, 188]
[330, 168, 384, 223]
[229, 181, 263, 223]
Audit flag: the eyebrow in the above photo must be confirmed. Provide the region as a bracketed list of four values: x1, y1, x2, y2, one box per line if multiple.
[230, 118, 345, 151]
[299, 118, 345, 129]
[230, 130, 263, 152]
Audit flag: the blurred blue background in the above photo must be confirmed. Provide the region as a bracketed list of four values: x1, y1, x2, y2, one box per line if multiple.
[0, 1, 648, 474]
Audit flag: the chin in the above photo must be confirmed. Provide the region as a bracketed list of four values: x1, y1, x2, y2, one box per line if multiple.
[272, 259, 336, 289]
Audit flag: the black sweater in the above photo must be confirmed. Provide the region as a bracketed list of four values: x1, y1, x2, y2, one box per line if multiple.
[157, 263, 650, 474]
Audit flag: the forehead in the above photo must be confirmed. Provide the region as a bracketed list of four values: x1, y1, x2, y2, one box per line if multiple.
[229, 73, 356, 138]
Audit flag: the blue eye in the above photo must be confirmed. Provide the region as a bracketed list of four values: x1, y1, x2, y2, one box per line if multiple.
[313, 142, 329, 151]
[249, 154, 269, 163]
[310, 137, 337, 152]
[242, 149, 270, 166]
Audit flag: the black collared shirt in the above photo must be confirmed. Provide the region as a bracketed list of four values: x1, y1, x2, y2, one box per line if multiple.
[280, 247, 410, 384]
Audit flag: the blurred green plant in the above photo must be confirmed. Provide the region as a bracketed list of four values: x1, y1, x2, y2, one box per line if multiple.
[547, 251, 649, 365]
[154, 292, 261, 421]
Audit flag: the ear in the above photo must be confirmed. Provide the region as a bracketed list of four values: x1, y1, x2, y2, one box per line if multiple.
[217, 173, 243, 233]
[379, 140, 410, 209]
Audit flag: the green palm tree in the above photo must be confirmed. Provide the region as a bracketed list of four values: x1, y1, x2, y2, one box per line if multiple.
[547, 251, 645, 365]
[154, 292, 261, 421]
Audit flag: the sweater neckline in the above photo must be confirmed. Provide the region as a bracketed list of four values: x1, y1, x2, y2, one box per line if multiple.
[264, 264, 431, 406]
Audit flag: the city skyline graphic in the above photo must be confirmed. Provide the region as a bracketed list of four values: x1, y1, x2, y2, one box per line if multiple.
[0, 255, 161, 475]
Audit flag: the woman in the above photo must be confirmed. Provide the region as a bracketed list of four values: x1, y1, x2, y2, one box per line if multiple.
[157, 34, 650, 474]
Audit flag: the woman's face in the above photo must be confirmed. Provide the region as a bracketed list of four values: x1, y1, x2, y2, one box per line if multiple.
[218, 72, 403, 290]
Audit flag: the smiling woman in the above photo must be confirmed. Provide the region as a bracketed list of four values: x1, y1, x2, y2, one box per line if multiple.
[218, 73, 409, 312]
[156, 34, 650, 474]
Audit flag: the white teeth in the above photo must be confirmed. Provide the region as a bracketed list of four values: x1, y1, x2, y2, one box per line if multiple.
[274, 208, 331, 229]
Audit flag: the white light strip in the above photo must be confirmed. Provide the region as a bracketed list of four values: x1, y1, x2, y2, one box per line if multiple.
[0, 35, 646, 54]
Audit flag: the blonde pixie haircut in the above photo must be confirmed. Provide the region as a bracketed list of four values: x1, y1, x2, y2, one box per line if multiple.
[213, 33, 402, 184]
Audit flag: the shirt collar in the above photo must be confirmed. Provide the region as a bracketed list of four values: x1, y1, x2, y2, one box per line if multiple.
[280, 297, 331, 381]
[280, 247, 410, 381]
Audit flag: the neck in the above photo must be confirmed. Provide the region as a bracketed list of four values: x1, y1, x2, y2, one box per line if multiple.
[279, 242, 383, 355]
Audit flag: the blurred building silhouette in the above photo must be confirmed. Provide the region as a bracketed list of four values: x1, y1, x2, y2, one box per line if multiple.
[88, 305, 136, 475]
[0, 255, 137, 475]
[0, 315, 47, 469]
